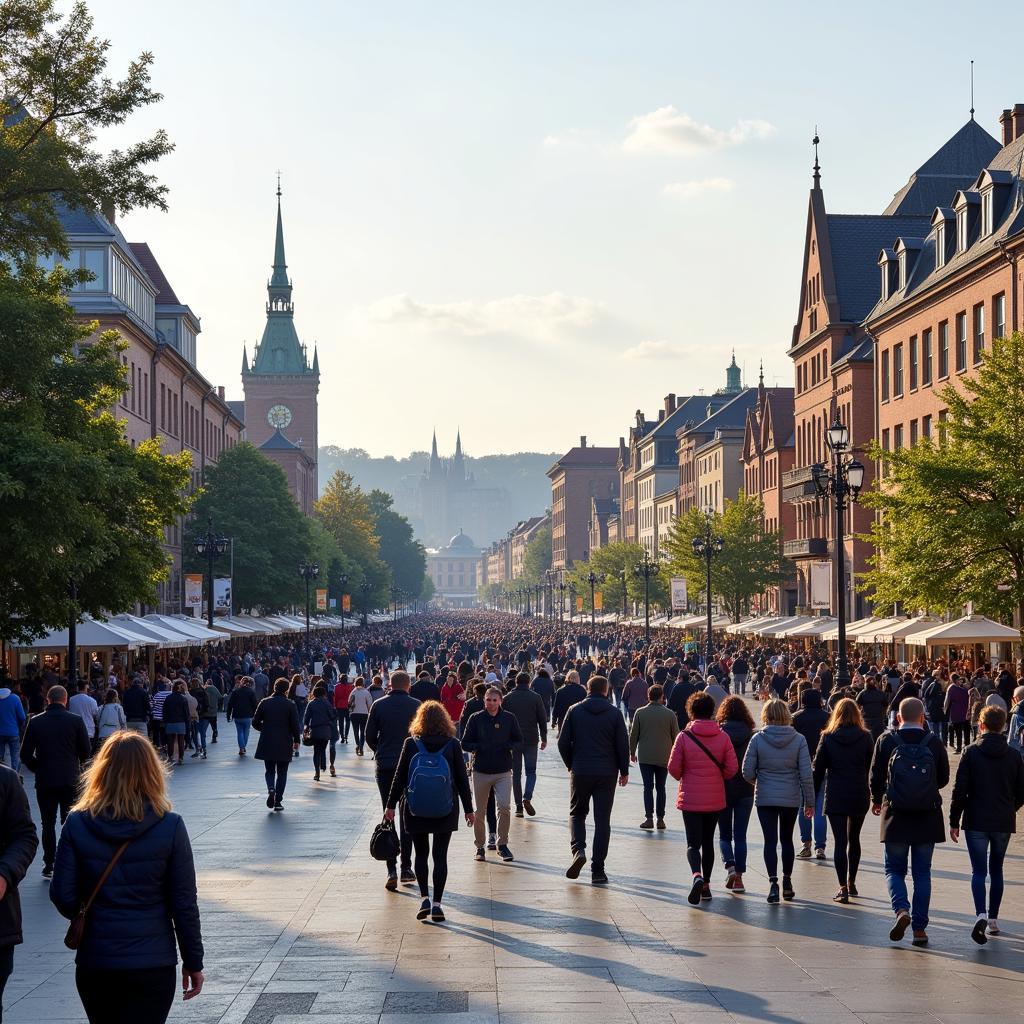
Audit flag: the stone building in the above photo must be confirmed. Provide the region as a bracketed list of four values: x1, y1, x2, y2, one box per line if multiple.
[548, 437, 620, 569]
[426, 530, 482, 608]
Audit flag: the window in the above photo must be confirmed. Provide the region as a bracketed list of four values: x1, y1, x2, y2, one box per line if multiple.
[982, 190, 994, 237]
[894, 424, 903, 449]
[922, 415, 932, 439]
[956, 312, 967, 372]
[922, 328, 933, 385]
[159, 383, 165, 428]
[938, 321, 949, 378]
[973, 303, 985, 363]
[881, 428, 890, 451]
[893, 343, 904, 397]
[881, 349, 890, 401]
[935, 222, 947, 268]
[910, 419, 918, 445]
[956, 209, 968, 252]
[994, 293, 1006, 340]
[909, 336, 918, 390]
[130, 361, 136, 413]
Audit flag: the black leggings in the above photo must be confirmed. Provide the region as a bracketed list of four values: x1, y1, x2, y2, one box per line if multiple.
[827, 813, 865, 887]
[950, 720, 970, 752]
[76, 965, 176, 1024]
[312, 738, 328, 771]
[757, 805, 799, 880]
[411, 830, 452, 902]
[682, 810, 718, 880]
[351, 713, 368, 748]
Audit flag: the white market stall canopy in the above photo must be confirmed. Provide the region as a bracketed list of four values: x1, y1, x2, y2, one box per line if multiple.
[819, 616, 876, 642]
[18, 615, 153, 651]
[110, 614, 198, 648]
[760, 616, 815, 638]
[147, 615, 225, 642]
[726, 616, 773, 635]
[902, 614, 1020, 647]
[872, 616, 944, 644]
[783, 617, 838, 638]
[846, 617, 907, 643]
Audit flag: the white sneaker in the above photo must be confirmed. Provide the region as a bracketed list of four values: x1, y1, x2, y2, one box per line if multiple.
[988, 919, 1000, 935]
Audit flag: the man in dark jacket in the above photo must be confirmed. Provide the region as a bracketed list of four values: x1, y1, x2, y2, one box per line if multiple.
[794, 688, 829, 859]
[365, 671, 420, 888]
[870, 697, 950, 947]
[19, 685, 90, 878]
[530, 668, 555, 723]
[667, 673, 699, 730]
[557, 676, 629, 885]
[409, 671, 441, 704]
[552, 677, 586, 732]
[225, 679, 259, 756]
[252, 679, 300, 811]
[122, 676, 150, 734]
[0, 762, 38, 1016]
[503, 672, 548, 817]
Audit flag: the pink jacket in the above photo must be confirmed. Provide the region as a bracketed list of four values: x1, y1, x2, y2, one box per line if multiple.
[667, 719, 738, 812]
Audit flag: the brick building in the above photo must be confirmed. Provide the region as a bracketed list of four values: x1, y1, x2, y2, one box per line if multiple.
[588, 497, 619, 553]
[548, 437, 619, 568]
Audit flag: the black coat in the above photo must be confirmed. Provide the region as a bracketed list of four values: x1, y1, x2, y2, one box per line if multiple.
[461, 709, 523, 775]
[303, 697, 337, 741]
[51, 807, 203, 971]
[0, 765, 38, 946]
[503, 685, 548, 746]
[226, 686, 259, 720]
[557, 696, 629, 777]
[386, 734, 473, 835]
[812, 725, 873, 816]
[409, 679, 441, 704]
[856, 687, 889, 735]
[667, 679, 698, 729]
[162, 691, 189, 725]
[20, 704, 90, 790]
[721, 719, 754, 805]
[458, 695, 485, 738]
[531, 674, 555, 719]
[365, 691, 421, 770]
[552, 682, 586, 730]
[869, 727, 949, 844]
[949, 733, 1024, 832]
[122, 684, 150, 722]
[922, 679, 946, 722]
[252, 695, 301, 762]
[793, 691, 829, 767]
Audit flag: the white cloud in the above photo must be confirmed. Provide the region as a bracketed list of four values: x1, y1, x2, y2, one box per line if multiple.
[623, 106, 775, 155]
[621, 340, 689, 360]
[663, 177, 736, 200]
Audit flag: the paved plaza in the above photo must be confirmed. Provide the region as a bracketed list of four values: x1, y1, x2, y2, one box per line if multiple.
[8, 703, 1024, 1024]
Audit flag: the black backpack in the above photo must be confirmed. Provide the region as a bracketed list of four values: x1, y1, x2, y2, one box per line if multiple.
[885, 732, 938, 812]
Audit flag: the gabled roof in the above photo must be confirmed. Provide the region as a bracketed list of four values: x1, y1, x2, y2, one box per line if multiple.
[677, 388, 758, 443]
[762, 388, 795, 453]
[259, 427, 302, 450]
[547, 445, 619, 478]
[127, 243, 181, 305]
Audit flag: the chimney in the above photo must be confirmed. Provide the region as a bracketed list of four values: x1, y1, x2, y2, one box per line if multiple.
[1014, 104, 1024, 142]
[217, 386, 225, 400]
[664, 393, 676, 416]
[1000, 108, 1014, 147]
[580, 435, 587, 448]
[101, 198, 115, 224]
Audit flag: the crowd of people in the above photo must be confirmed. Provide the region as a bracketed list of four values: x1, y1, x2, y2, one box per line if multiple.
[1, 609, 1024, 1023]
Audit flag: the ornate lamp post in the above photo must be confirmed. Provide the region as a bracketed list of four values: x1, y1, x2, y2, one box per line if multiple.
[298, 562, 320, 653]
[194, 516, 229, 629]
[811, 418, 865, 687]
[360, 578, 372, 627]
[691, 508, 724, 672]
[338, 572, 349, 631]
[586, 568, 606, 632]
[634, 550, 659, 645]
[557, 579, 567, 622]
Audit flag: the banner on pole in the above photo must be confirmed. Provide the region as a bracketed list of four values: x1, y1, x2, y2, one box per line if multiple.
[342, 594, 351, 612]
[316, 588, 327, 611]
[594, 591, 603, 611]
[213, 577, 231, 616]
[576, 596, 584, 612]
[810, 561, 831, 610]
[670, 577, 688, 611]
[329, 597, 337, 609]
[184, 574, 203, 616]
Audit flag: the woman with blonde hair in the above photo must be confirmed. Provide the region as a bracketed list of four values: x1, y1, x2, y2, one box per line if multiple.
[385, 700, 474, 923]
[50, 731, 203, 1023]
[812, 698, 873, 903]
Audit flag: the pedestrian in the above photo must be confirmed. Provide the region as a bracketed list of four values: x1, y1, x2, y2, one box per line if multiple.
[949, 704, 1024, 944]
[870, 697, 949, 947]
[716, 696, 755, 894]
[69, 680, 99, 752]
[201, 675, 220, 744]
[303, 684, 337, 782]
[287, 674, 309, 754]
[384, 700, 474, 923]
[50, 732, 204, 1023]
[922, 673, 947, 745]
[703, 674, 728, 709]
[730, 652, 749, 696]
[552, 670, 586, 732]
[365, 670, 420, 890]
[621, 668, 649, 723]
[0, 682, 26, 776]
[741, 699, 814, 904]
[225, 677, 258, 757]
[531, 667, 555, 723]
[186, 678, 207, 758]
[503, 671, 548, 817]
[556, 675, 629, 885]
[333, 674, 354, 745]
[0, 761, 38, 1023]
[811, 697, 873, 904]
[793, 688, 829, 861]
[349, 677, 373, 756]
[252, 678, 301, 811]
[439, 671, 466, 725]
[944, 673, 971, 753]
[162, 681, 189, 766]
[668, 691, 738, 905]
[96, 689, 127, 746]
[19, 685, 91, 879]
[122, 676, 150, 736]
[855, 675, 889, 740]
[628, 684, 680, 831]
[461, 686, 522, 863]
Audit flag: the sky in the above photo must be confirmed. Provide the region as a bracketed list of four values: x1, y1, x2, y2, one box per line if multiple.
[84, 0, 1015, 457]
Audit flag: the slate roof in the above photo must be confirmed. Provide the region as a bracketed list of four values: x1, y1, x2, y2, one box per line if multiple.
[547, 446, 618, 477]
[127, 243, 181, 305]
[678, 388, 758, 442]
[259, 427, 302, 450]
[227, 400, 245, 423]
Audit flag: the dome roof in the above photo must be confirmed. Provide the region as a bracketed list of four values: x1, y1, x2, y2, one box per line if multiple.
[447, 529, 475, 550]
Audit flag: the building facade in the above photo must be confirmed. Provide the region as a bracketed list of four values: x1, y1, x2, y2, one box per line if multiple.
[548, 437, 620, 569]
[426, 530, 482, 607]
[588, 497, 619, 553]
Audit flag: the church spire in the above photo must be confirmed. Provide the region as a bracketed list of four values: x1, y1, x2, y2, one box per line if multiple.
[455, 429, 463, 458]
[757, 359, 765, 406]
[812, 128, 821, 189]
[268, 177, 292, 304]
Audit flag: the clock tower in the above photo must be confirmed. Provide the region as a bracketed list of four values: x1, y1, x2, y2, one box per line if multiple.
[241, 184, 320, 514]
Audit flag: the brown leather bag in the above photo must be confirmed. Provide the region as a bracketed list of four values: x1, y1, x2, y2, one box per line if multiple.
[64, 840, 131, 950]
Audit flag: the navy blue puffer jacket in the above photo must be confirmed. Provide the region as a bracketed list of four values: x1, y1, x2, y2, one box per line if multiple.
[50, 806, 203, 971]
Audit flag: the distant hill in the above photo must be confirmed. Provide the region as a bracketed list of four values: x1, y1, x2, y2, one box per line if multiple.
[318, 447, 559, 546]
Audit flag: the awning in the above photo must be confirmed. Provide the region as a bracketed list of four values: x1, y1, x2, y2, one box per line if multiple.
[726, 617, 770, 635]
[847, 617, 907, 643]
[17, 615, 151, 651]
[147, 615, 226, 642]
[209, 617, 258, 635]
[784, 617, 838, 638]
[110, 614, 198, 648]
[902, 614, 1020, 646]
[872, 615, 943, 643]
[760, 616, 815, 637]
[819, 615, 877, 642]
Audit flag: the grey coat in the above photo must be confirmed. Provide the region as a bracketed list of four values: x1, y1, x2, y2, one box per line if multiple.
[741, 724, 814, 808]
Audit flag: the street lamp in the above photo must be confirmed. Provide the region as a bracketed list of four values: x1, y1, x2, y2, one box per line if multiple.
[586, 568, 606, 632]
[634, 550, 659, 645]
[568, 583, 577, 623]
[619, 568, 628, 619]
[811, 418, 865, 687]
[298, 562, 320, 655]
[390, 585, 402, 624]
[360, 578, 372, 627]
[534, 583, 543, 617]
[338, 572, 349, 631]
[194, 516, 229, 629]
[691, 508, 724, 672]
[557, 579, 567, 622]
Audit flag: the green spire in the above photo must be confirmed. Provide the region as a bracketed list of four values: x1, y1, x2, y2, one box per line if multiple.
[270, 179, 289, 290]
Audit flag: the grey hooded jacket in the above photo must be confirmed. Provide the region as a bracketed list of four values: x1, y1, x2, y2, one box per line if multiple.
[741, 724, 814, 808]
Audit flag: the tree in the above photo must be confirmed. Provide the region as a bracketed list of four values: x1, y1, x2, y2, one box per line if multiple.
[184, 444, 312, 614]
[564, 541, 667, 613]
[859, 331, 1024, 626]
[662, 495, 786, 622]
[367, 489, 427, 598]
[520, 524, 552, 585]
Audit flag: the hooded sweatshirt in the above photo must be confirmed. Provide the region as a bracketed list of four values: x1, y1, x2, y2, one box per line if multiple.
[557, 696, 630, 776]
[792, 689, 828, 763]
[0, 689, 26, 737]
[667, 718, 738, 812]
[741, 724, 814, 808]
[949, 731, 1024, 832]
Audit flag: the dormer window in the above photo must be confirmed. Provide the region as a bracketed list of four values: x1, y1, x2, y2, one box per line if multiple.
[932, 208, 955, 269]
[878, 248, 898, 301]
[956, 208, 968, 251]
[952, 190, 981, 254]
[982, 190, 994, 236]
[893, 238, 923, 294]
[977, 170, 1013, 238]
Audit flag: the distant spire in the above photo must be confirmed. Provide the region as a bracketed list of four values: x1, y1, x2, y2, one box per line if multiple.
[242, 345, 249, 373]
[431, 429, 439, 459]
[757, 359, 765, 405]
[312, 344, 319, 374]
[812, 128, 821, 188]
[455, 428, 463, 458]
[758, 360, 764, 386]
[970, 59, 975, 121]
[270, 177, 289, 292]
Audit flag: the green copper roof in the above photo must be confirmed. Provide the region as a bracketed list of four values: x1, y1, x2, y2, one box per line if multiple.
[270, 191, 289, 290]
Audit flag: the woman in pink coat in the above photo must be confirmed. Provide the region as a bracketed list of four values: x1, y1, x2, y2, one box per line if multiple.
[668, 690, 738, 906]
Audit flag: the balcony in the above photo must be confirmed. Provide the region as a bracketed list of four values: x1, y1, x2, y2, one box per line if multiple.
[782, 464, 822, 503]
[783, 537, 828, 559]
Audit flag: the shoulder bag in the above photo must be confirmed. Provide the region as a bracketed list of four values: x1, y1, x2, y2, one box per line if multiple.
[683, 730, 727, 775]
[64, 840, 131, 949]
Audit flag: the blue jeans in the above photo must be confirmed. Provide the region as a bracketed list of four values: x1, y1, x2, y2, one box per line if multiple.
[884, 841, 934, 930]
[964, 830, 1011, 918]
[234, 717, 252, 750]
[926, 717, 947, 744]
[639, 763, 668, 819]
[798, 786, 827, 849]
[0, 735, 19, 774]
[512, 744, 539, 806]
[732, 673, 747, 695]
[196, 718, 209, 752]
[718, 795, 753, 873]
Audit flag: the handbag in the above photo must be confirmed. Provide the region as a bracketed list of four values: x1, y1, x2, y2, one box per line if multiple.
[369, 817, 401, 862]
[683, 730, 728, 775]
[64, 840, 131, 950]
[302, 728, 314, 747]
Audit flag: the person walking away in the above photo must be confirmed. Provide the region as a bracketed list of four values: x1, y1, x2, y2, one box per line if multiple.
[287, 675, 309, 757]
[19, 686, 91, 878]
[252, 679, 301, 811]
[944, 674, 971, 753]
[922, 673, 947, 746]
[703, 675, 727, 709]
[716, 696, 756, 894]
[333, 674, 354, 744]
[349, 677, 373, 756]
[49, 732, 203, 1023]
[225, 677, 258, 757]
[557, 676, 629, 885]
[385, 701, 474, 923]
[303, 685, 336, 781]
[628, 685, 679, 831]
[793, 688, 829, 861]
[201, 676, 220, 746]
[122, 676, 150, 736]
[0, 761, 38, 1023]
[69, 681, 99, 753]
[742, 700, 814, 904]
[730, 653, 749, 697]
[812, 698, 872, 903]
[365, 671, 420, 890]
[552, 671, 586, 733]
[870, 697, 949, 947]
[668, 692, 738, 904]
[96, 690, 126, 748]
[531, 668, 555, 723]
[1009, 685, 1024, 753]
[461, 687, 522, 863]
[161, 682, 189, 766]
[621, 668, 649, 724]
[503, 672, 547, 817]
[855, 676, 889, 741]
[949, 704, 1024, 943]
[185, 679, 206, 758]
[0, 683, 26, 776]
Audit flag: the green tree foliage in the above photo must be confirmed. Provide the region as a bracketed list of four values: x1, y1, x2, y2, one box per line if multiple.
[0, 266, 192, 643]
[565, 541, 668, 612]
[367, 489, 427, 598]
[860, 332, 1024, 627]
[0, 0, 173, 262]
[662, 495, 786, 622]
[520, 524, 552, 585]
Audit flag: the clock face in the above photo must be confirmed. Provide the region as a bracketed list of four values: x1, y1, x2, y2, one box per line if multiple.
[267, 404, 292, 429]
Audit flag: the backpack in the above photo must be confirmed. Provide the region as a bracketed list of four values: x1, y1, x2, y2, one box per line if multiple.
[885, 732, 938, 812]
[406, 738, 454, 818]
